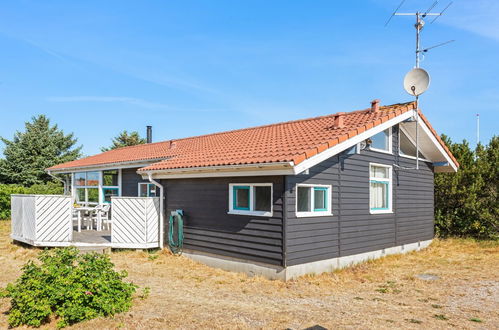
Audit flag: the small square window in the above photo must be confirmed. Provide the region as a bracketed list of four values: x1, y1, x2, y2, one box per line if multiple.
[103, 170, 119, 186]
[229, 184, 273, 216]
[313, 188, 327, 211]
[103, 188, 119, 203]
[296, 185, 331, 217]
[138, 183, 159, 197]
[234, 186, 250, 210]
[370, 128, 391, 153]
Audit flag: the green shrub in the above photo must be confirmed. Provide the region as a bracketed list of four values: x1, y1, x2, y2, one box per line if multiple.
[435, 135, 498, 240]
[3, 247, 137, 328]
[0, 182, 63, 220]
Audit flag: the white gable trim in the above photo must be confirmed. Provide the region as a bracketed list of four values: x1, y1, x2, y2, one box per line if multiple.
[418, 117, 458, 172]
[293, 110, 415, 174]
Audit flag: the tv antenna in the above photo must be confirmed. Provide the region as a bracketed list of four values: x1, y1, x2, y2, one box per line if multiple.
[386, 0, 454, 170]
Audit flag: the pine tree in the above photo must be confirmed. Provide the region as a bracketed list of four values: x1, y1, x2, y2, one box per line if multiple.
[0, 115, 82, 186]
[101, 130, 146, 152]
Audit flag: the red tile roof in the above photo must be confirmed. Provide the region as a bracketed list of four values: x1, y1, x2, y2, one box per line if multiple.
[47, 101, 458, 172]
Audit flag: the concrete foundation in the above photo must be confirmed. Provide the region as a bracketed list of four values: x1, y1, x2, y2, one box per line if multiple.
[183, 239, 433, 280]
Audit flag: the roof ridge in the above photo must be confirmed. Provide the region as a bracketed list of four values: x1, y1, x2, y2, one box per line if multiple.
[166, 101, 416, 143]
[96, 101, 416, 155]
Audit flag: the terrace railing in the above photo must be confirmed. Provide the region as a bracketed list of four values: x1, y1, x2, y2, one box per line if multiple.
[11, 194, 72, 246]
[111, 196, 160, 249]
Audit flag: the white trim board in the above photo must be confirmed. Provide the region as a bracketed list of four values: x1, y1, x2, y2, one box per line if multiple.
[47, 158, 168, 174]
[417, 117, 458, 172]
[293, 110, 415, 174]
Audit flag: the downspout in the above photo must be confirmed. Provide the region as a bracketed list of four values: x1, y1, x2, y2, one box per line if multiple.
[47, 171, 69, 195]
[147, 172, 164, 249]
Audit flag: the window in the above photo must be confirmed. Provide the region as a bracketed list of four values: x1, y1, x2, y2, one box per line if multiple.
[103, 170, 119, 186]
[138, 183, 158, 197]
[296, 184, 332, 217]
[369, 164, 392, 214]
[74, 171, 101, 205]
[399, 128, 427, 160]
[102, 188, 119, 203]
[370, 128, 392, 153]
[73, 170, 121, 205]
[229, 183, 272, 216]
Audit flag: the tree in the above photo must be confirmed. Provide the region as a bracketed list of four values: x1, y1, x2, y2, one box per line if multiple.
[101, 130, 146, 152]
[0, 115, 82, 186]
[435, 135, 498, 239]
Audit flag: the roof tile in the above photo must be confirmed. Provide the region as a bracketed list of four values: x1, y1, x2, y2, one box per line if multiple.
[47, 101, 458, 172]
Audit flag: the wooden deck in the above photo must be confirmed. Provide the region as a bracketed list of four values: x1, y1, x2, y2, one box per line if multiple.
[72, 229, 111, 246]
[11, 195, 160, 249]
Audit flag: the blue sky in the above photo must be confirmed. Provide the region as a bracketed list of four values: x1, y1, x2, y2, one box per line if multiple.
[0, 0, 497, 156]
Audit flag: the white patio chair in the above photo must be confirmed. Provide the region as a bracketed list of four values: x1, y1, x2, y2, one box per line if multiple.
[83, 206, 100, 230]
[72, 208, 81, 232]
[100, 204, 112, 231]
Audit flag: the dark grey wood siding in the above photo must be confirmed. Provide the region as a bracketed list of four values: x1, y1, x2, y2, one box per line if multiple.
[284, 124, 435, 266]
[163, 176, 285, 266]
[121, 168, 150, 197]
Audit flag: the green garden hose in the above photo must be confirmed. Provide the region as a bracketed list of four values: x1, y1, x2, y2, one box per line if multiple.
[168, 210, 184, 254]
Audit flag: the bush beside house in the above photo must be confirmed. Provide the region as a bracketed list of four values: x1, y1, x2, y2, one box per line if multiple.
[0, 182, 63, 220]
[1, 247, 137, 328]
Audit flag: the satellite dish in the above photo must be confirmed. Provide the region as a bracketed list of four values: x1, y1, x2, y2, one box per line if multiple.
[403, 68, 430, 96]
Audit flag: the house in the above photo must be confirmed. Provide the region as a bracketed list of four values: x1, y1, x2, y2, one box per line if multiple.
[13, 100, 458, 279]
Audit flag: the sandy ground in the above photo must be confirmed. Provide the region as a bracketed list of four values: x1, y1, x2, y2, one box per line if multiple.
[0, 220, 497, 329]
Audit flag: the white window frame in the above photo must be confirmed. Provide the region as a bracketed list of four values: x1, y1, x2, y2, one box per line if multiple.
[398, 126, 431, 162]
[72, 169, 122, 205]
[369, 163, 393, 214]
[228, 183, 273, 217]
[369, 127, 392, 155]
[73, 171, 101, 206]
[138, 182, 158, 197]
[295, 184, 333, 218]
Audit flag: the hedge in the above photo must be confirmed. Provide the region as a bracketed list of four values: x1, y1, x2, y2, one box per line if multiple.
[0, 182, 63, 220]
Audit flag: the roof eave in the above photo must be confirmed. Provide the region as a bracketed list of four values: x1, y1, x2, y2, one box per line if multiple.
[46, 157, 169, 174]
[140, 162, 295, 179]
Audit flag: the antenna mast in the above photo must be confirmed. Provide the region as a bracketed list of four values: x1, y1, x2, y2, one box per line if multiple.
[386, 1, 454, 171]
[476, 113, 480, 146]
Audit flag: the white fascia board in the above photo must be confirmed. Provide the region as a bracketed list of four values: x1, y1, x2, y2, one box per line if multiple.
[293, 110, 415, 174]
[46, 158, 167, 174]
[418, 118, 458, 172]
[141, 162, 295, 179]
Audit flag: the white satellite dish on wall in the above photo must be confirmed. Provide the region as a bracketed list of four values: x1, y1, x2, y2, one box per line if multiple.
[403, 68, 430, 96]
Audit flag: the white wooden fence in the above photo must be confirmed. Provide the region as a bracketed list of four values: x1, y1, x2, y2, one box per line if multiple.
[111, 197, 160, 248]
[11, 194, 73, 246]
[10, 195, 160, 249]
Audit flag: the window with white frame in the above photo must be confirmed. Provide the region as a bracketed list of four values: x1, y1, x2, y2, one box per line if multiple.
[296, 184, 332, 217]
[138, 183, 158, 197]
[228, 183, 272, 216]
[74, 171, 100, 205]
[102, 170, 119, 203]
[74, 169, 121, 205]
[370, 128, 392, 153]
[369, 164, 392, 213]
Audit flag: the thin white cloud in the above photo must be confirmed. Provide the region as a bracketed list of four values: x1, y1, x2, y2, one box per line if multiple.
[47, 96, 169, 109]
[432, 0, 499, 42]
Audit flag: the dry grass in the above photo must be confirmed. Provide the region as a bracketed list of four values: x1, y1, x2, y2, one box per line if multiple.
[0, 220, 497, 329]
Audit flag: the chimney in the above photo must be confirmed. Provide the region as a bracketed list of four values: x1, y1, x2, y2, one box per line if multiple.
[146, 126, 152, 143]
[334, 112, 345, 128]
[371, 99, 380, 113]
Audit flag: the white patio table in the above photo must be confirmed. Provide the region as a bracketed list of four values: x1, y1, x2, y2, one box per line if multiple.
[73, 206, 102, 232]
